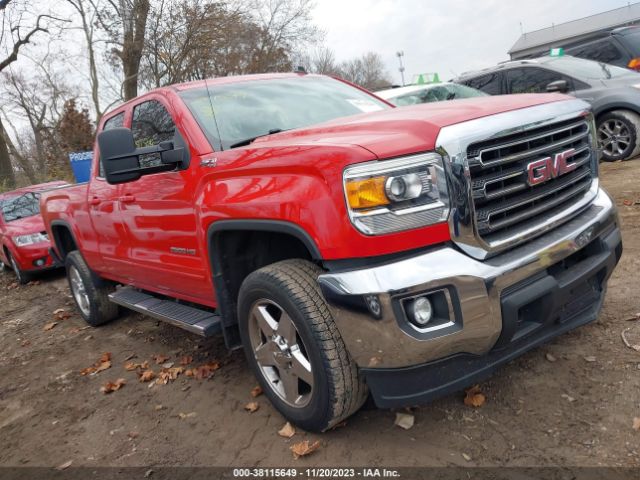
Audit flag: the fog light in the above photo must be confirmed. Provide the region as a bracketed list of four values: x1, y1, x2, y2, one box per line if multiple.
[34, 258, 45, 267]
[408, 296, 432, 326]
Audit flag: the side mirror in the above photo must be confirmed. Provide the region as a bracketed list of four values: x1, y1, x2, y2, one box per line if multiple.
[546, 79, 569, 93]
[97, 127, 187, 184]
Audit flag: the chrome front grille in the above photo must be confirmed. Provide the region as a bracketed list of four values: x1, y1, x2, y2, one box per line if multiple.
[466, 117, 594, 243]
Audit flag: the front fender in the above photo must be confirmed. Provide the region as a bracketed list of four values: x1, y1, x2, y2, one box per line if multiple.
[195, 143, 451, 261]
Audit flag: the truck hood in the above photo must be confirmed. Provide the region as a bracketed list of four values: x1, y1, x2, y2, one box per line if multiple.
[253, 93, 571, 158]
[2, 214, 46, 236]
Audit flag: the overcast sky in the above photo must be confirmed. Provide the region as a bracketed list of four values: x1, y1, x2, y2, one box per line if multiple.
[312, 0, 633, 84]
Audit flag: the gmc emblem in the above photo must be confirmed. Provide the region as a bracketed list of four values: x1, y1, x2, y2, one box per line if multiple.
[526, 148, 577, 186]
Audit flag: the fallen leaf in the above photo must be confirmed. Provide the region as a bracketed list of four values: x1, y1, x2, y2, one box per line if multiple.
[153, 354, 170, 364]
[178, 412, 196, 419]
[56, 460, 73, 470]
[250, 385, 263, 397]
[80, 352, 112, 375]
[21, 340, 30, 347]
[154, 404, 164, 411]
[462, 453, 472, 462]
[394, 412, 415, 430]
[290, 440, 320, 459]
[139, 370, 156, 382]
[623, 199, 633, 206]
[95, 360, 112, 373]
[278, 422, 296, 438]
[155, 366, 184, 385]
[179, 355, 193, 365]
[584, 356, 597, 362]
[161, 361, 174, 369]
[244, 402, 259, 413]
[43, 322, 58, 331]
[53, 308, 72, 321]
[464, 385, 486, 408]
[128, 431, 139, 439]
[100, 378, 126, 394]
[186, 361, 220, 380]
[545, 353, 557, 362]
[561, 393, 575, 402]
[633, 417, 640, 431]
[124, 362, 138, 371]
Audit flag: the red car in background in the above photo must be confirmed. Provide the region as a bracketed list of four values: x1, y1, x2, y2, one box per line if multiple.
[0, 181, 68, 284]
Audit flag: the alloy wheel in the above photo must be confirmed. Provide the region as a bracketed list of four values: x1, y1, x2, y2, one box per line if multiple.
[69, 265, 91, 316]
[598, 119, 631, 157]
[248, 299, 314, 408]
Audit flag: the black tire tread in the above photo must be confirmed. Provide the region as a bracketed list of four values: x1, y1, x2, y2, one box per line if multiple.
[65, 251, 119, 326]
[240, 259, 367, 431]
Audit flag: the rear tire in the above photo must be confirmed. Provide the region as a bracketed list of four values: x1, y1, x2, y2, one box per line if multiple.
[597, 110, 640, 161]
[65, 251, 119, 327]
[8, 253, 31, 285]
[238, 259, 367, 432]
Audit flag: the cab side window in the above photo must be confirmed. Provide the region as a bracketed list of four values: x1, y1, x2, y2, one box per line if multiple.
[464, 73, 503, 95]
[99, 112, 125, 177]
[131, 100, 177, 169]
[506, 67, 574, 94]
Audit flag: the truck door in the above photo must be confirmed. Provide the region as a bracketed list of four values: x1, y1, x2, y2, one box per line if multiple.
[117, 97, 210, 302]
[86, 112, 128, 276]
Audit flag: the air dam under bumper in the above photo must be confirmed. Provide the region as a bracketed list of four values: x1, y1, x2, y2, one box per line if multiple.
[318, 188, 622, 408]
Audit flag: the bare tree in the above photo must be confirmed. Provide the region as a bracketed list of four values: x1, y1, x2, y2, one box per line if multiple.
[93, 0, 150, 101]
[337, 52, 392, 91]
[66, 0, 104, 121]
[0, 0, 61, 189]
[311, 46, 339, 75]
[139, 0, 321, 87]
[248, 0, 321, 73]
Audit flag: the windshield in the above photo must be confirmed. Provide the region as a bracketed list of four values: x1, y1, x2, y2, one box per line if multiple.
[389, 84, 487, 106]
[1, 192, 41, 222]
[179, 76, 390, 150]
[545, 55, 637, 80]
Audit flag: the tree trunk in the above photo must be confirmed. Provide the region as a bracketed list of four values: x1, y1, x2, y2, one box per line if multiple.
[120, 0, 150, 101]
[0, 118, 16, 189]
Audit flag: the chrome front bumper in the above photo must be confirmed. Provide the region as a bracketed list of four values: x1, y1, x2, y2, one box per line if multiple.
[318, 187, 620, 369]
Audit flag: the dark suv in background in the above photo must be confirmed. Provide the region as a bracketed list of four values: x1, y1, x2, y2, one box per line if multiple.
[512, 26, 640, 72]
[454, 55, 640, 161]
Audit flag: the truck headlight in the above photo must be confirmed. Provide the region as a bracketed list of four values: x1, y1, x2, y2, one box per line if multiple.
[344, 152, 449, 235]
[13, 232, 48, 247]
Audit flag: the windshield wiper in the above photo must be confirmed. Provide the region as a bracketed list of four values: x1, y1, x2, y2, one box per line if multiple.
[229, 129, 287, 149]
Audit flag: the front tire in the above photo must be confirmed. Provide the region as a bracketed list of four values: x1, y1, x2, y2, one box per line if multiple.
[597, 110, 640, 161]
[8, 252, 31, 285]
[65, 251, 119, 327]
[238, 259, 367, 432]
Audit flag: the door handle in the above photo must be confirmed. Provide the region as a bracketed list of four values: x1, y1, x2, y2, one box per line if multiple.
[119, 195, 136, 203]
[89, 197, 101, 206]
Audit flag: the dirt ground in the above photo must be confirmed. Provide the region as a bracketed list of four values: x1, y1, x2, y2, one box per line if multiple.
[0, 161, 639, 469]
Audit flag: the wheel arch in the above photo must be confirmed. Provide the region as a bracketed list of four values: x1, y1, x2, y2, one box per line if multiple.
[50, 220, 79, 261]
[593, 102, 640, 120]
[206, 219, 323, 349]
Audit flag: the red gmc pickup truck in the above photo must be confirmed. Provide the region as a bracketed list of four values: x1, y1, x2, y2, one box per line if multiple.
[41, 73, 622, 432]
